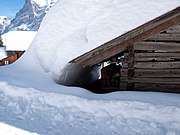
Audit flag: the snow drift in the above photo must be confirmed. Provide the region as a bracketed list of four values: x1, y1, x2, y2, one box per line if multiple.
[24, 0, 180, 86]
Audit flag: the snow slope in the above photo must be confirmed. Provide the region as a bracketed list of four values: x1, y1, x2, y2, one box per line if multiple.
[0, 0, 180, 135]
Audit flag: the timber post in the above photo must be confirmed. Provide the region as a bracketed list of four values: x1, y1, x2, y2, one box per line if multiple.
[127, 45, 135, 90]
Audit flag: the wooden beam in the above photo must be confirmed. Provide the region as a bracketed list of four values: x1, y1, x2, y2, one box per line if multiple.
[134, 41, 180, 52]
[134, 83, 180, 93]
[121, 77, 180, 84]
[147, 33, 180, 42]
[119, 82, 180, 93]
[166, 23, 180, 34]
[123, 61, 180, 69]
[121, 68, 180, 77]
[132, 52, 180, 61]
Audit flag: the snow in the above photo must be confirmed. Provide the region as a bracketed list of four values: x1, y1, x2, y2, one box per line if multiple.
[0, 47, 7, 59]
[2, 31, 37, 51]
[0, 0, 180, 135]
[29, 0, 180, 84]
[32, 0, 58, 7]
[0, 122, 39, 135]
[0, 82, 180, 135]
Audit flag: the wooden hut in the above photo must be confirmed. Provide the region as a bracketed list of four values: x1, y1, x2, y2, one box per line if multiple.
[70, 6, 180, 93]
[0, 51, 24, 66]
[0, 31, 37, 66]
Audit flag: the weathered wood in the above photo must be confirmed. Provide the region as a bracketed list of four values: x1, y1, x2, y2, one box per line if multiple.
[119, 82, 127, 90]
[147, 33, 180, 42]
[119, 82, 180, 93]
[134, 83, 180, 93]
[70, 7, 180, 68]
[127, 45, 135, 80]
[166, 24, 180, 34]
[131, 52, 180, 61]
[121, 77, 180, 84]
[121, 68, 180, 77]
[134, 41, 180, 52]
[123, 61, 180, 69]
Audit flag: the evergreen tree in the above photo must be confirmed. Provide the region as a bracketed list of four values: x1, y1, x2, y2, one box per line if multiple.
[0, 35, 3, 47]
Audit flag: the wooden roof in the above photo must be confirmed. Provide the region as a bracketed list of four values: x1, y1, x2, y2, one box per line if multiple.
[70, 6, 180, 68]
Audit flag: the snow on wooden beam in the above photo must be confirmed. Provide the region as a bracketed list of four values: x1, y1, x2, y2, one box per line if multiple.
[70, 6, 180, 68]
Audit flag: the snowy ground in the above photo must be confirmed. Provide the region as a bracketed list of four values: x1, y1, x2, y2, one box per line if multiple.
[0, 81, 180, 135]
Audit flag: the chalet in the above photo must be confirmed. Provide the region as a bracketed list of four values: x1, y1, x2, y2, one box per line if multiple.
[70, 6, 180, 93]
[0, 31, 37, 66]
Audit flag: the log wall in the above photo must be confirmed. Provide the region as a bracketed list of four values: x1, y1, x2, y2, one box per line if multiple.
[120, 23, 180, 92]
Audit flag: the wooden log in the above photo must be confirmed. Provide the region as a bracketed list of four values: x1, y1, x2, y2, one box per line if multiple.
[121, 68, 180, 77]
[121, 77, 180, 84]
[134, 52, 180, 61]
[134, 83, 180, 93]
[119, 82, 127, 90]
[119, 82, 180, 93]
[134, 41, 180, 52]
[123, 61, 180, 69]
[127, 45, 135, 80]
[166, 24, 180, 34]
[147, 33, 180, 42]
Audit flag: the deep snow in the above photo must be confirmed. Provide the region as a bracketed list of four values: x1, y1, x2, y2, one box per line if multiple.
[0, 82, 180, 135]
[0, 0, 180, 135]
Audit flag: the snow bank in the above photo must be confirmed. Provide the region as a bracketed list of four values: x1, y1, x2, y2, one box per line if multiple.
[0, 82, 180, 135]
[26, 0, 179, 86]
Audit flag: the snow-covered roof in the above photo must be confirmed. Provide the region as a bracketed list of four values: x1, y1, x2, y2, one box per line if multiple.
[28, 0, 180, 82]
[2, 31, 37, 51]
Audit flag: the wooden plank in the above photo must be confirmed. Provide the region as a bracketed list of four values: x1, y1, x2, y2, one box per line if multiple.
[166, 24, 180, 34]
[134, 83, 180, 93]
[119, 82, 127, 90]
[147, 33, 180, 42]
[121, 77, 180, 84]
[134, 41, 180, 52]
[121, 68, 180, 77]
[123, 61, 180, 69]
[134, 52, 180, 61]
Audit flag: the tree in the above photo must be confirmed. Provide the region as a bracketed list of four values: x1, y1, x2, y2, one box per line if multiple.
[0, 35, 3, 47]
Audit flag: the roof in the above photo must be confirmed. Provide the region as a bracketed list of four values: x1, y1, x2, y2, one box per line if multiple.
[2, 31, 37, 51]
[71, 6, 180, 68]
